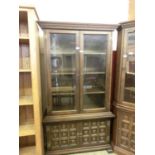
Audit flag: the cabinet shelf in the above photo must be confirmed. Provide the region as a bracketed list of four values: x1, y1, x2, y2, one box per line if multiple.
[52, 72, 75, 75]
[125, 87, 135, 92]
[19, 146, 35, 155]
[19, 96, 33, 106]
[84, 72, 105, 75]
[126, 72, 135, 75]
[19, 36, 29, 44]
[84, 52, 106, 55]
[19, 69, 31, 73]
[52, 92, 75, 96]
[19, 124, 35, 137]
[52, 86, 74, 93]
[51, 52, 75, 55]
[84, 91, 105, 94]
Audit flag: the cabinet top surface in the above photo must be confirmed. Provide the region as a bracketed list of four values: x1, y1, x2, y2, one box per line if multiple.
[19, 5, 39, 20]
[118, 20, 135, 30]
[37, 21, 118, 31]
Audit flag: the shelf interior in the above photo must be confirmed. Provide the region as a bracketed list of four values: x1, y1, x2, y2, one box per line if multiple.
[19, 146, 35, 155]
[19, 42, 30, 70]
[19, 72, 32, 97]
[19, 105, 34, 125]
[19, 11, 29, 37]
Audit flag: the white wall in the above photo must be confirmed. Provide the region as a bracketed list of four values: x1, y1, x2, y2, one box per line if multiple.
[20, 0, 129, 50]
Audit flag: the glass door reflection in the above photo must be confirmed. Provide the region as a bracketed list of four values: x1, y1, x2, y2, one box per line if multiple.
[123, 30, 135, 103]
[81, 33, 108, 109]
[50, 32, 78, 111]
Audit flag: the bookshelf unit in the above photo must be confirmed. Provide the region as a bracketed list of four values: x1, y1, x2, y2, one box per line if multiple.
[19, 6, 44, 155]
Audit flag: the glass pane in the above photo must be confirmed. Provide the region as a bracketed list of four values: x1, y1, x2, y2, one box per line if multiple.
[123, 31, 135, 103]
[84, 74, 105, 93]
[84, 34, 107, 53]
[50, 33, 76, 53]
[84, 55, 106, 72]
[50, 33, 77, 111]
[83, 34, 108, 109]
[83, 94, 105, 109]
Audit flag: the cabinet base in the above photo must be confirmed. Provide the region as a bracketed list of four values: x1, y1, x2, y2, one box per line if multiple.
[46, 144, 112, 155]
[113, 146, 134, 155]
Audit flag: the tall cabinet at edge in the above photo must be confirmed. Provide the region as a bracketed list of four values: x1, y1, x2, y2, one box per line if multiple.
[38, 22, 117, 155]
[112, 21, 135, 155]
[19, 6, 44, 155]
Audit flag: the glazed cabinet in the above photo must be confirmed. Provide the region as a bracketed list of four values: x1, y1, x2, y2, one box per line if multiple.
[38, 22, 117, 155]
[112, 21, 135, 155]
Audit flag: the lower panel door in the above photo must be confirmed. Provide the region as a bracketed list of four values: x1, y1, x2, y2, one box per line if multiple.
[44, 119, 111, 152]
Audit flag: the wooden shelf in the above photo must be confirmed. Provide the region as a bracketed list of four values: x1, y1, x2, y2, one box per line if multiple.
[19, 146, 35, 155]
[125, 87, 135, 92]
[84, 72, 105, 75]
[52, 72, 75, 75]
[19, 96, 33, 106]
[126, 72, 135, 75]
[52, 86, 74, 93]
[19, 69, 31, 73]
[19, 36, 29, 43]
[84, 91, 105, 95]
[51, 51, 75, 55]
[19, 124, 35, 137]
[84, 52, 106, 55]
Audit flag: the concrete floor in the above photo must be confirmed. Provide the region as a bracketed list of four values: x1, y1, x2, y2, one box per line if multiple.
[70, 150, 117, 155]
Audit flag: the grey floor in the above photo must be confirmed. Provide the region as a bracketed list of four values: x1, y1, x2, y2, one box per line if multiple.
[70, 150, 117, 155]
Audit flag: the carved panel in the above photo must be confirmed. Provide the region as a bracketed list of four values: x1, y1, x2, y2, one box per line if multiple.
[45, 122, 79, 150]
[45, 119, 111, 151]
[117, 111, 135, 152]
[81, 120, 110, 146]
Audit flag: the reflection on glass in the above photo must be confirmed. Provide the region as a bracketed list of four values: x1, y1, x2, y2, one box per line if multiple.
[50, 33, 76, 53]
[83, 94, 105, 109]
[51, 54, 75, 73]
[84, 74, 105, 93]
[84, 34, 107, 53]
[50, 33, 77, 111]
[83, 34, 107, 109]
[123, 31, 135, 103]
[84, 55, 106, 72]
[52, 94, 75, 111]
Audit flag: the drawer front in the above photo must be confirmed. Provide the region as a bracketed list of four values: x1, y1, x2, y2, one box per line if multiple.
[44, 119, 111, 151]
[117, 110, 135, 152]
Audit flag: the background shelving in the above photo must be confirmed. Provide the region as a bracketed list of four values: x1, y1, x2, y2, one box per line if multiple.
[19, 6, 44, 155]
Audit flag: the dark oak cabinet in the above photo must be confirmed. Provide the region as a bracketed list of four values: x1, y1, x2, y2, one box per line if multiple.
[112, 21, 135, 155]
[38, 22, 117, 155]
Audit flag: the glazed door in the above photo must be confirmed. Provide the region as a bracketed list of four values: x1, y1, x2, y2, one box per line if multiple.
[79, 31, 112, 112]
[47, 30, 80, 114]
[121, 28, 135, 104]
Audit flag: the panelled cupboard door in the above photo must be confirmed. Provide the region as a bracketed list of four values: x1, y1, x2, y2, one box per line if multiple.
[120, 28, 135, 105]
[45, 30, 112, 114]
[46, 30, 80, 115]
[80, 31, 112, 112]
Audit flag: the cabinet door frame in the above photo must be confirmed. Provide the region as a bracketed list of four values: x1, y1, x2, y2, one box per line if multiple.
[79, 31, 112, 112]
[46, 30, 80, 115]
[120, 27, 135, 107]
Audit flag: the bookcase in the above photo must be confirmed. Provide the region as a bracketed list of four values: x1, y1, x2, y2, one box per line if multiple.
[19, 6, 44, 155]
